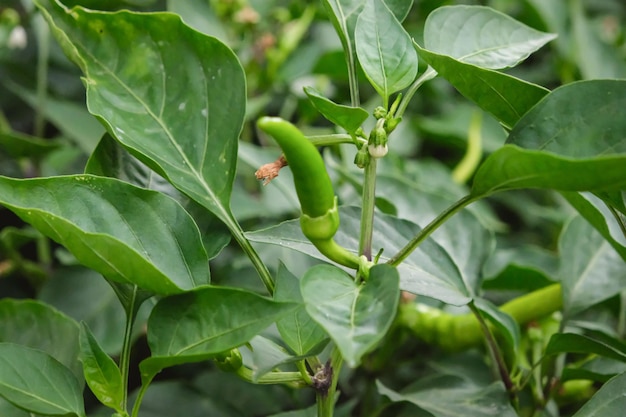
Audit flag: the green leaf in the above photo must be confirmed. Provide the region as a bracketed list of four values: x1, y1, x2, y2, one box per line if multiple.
[300, 264, 400, 367]
[0, 130, 62, 159]
[354, 0, 418, 102]
[482, 245, 558, 291]
[559, 216, 626, 316]
[471, 80, 626, 197]
[303, 86, 369, 134]
[0, 343, 86, 417]
[0, 175, 209, 294]
[562, 357, 626, 383]
[415, 46, 549, 128]
[247, 206, 470, 306]
[141, 287, 297, 378]
[545, 333, 626, 363]
[78, 323, 124, 413]
[561, 192, 626, 262]
[0, 299, 82, 381]
[244, 335, 320, 382]
[86, 133, 231, 259]
[274, 263, 328, 356]
[36, 0, 245, 230]
[424, 5, 556, 69]
[571, 371, 626, 416]
[377, 377, 517, 417]
[473, 298, 520, 361]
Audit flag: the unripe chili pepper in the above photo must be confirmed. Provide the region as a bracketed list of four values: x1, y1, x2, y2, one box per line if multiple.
[257, 117, 365, 270]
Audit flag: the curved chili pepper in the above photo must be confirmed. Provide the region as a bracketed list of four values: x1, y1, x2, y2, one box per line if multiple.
[257, 117, 363, 270]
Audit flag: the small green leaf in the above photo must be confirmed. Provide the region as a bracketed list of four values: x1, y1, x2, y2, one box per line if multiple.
[424, 5, 556, 69]
[415, 46, 549, 128]
[301, 264, 400, 367]
[142, 287, 297, 378]
[0, 343, 86, 417]
[274, 264, 328, 356]
[78, 323, 124, 413]
[355, 0, 417, 103]
[545, 333, 626, 363]
[303, 86, 369, 134]
[0, 299, 82, 381]
[0, 175, 209, 294]
[0, 130, 61, 159]
[571, 371, 626, 416]
[559, 216, 626, 316]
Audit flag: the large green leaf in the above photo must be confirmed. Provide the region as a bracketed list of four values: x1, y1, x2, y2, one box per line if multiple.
[354, 0, 417, 102]
[301, 264, 399, 367]
[561, 192, 626, 262]
[86, 133, 231, 259]
[36, 0, 245, 230]
[274, 263, 328, 356]
[378, 376, 517, 417]
[247, 206, 470, 306]
[141, 287, 297, 378]
[0, 299, 82, 381]
[78, 323, 124, 413]
[0, 175, 209, 294]
[415, 46, 549, 128]
[559, 216, 626, 317]
[424, 5, 556, 69]
[572, 371, 626, 417]
[471, 80, 626, 197]
[546, 333, 626, 363]
[0, 343, 86, 417]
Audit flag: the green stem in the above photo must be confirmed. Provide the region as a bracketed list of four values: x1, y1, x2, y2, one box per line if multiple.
[34, 15, 50, 138]
[399, 283, 563, 351]
[317, 346, 343, 417]
[387, 194, 476, 266]
[395, 68, 437, 120]
[308, 133, 357, 147]
[296, 360, 313, 385]
[130, 377, 153, 417]
[452, 111, 483, 184]
[119, 287, 141, 412]
[235, 367, 304, 384]
[229, 221, 275, 295]
[313, 238, 360, 269]
[469, 302, 516, 400]
[359, 158, 377, 261]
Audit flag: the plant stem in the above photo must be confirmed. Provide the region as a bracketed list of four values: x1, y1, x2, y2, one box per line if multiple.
[229, 221, 275, 295]
[130, 378, 152, 417]
[308, 133, 357, 147]
[395, 68, 437, 120]
[387, 194, 475, 266]
[359, 158, 377, 261]
[469, 302, 516, 399]
[236, 367, 305, 384]
[34, 15, 50, 138]
[119, 287, 141, 412]
[317, 346, 344, 417]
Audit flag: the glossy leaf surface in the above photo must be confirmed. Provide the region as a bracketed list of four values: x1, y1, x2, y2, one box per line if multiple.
[0, 343, 86, 417]
[0, 175, 209, 294]
[0, 298, 82, 380]
[274, 264, 328, 356]
[355, 0, 417, 102]
[247, 206, 470, 305]
[78, 323, 124, 412]
[424, 5, 556, 69]
[416, 46, 549, 128]
[36, 0, 245, 228]
[472, 80, 626, 197]
[559, 216, 626, 316]
[474, 298, 520, 360]
[301, 264, 399, 367]
[303, 87, 368, 135]
[572, 372, 626, 417]
[142, 287, 297, 377]
[546, 333, 626, 363]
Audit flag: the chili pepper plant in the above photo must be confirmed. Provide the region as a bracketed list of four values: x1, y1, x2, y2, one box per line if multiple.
[0, 1, 625, 417]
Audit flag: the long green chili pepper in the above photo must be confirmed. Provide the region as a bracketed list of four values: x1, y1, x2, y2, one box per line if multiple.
[257, 117, 363, 270]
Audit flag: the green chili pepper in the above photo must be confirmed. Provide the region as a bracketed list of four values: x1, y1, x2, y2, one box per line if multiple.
[257, 117, 366, 271]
